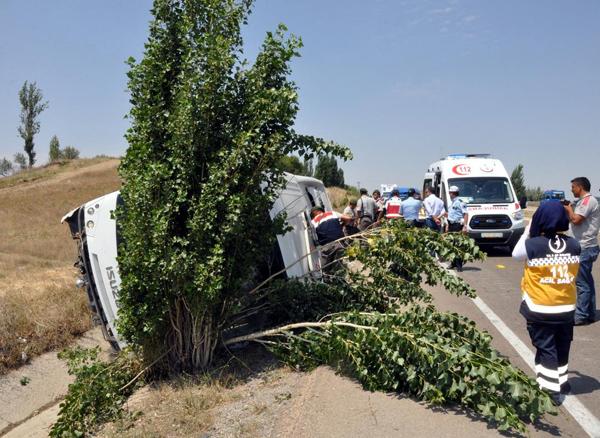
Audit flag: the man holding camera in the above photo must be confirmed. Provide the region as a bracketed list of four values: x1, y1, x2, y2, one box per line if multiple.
[563, 177, 600, 325]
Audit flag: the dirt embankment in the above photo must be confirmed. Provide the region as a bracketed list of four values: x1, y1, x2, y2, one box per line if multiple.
[0, 158, 121, 374]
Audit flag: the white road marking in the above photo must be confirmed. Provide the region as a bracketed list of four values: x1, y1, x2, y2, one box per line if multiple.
[471, 294, 600, 438]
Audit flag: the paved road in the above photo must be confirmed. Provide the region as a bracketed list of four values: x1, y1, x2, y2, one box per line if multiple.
[429, 247, 600, 437]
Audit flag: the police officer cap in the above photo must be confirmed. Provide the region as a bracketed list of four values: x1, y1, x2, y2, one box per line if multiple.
[449, 185, 460, 193]
[408, 188, 416, 196]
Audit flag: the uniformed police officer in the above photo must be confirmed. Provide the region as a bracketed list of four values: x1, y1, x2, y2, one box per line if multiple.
[310, 206, 353, 274]
[446, 185, 468, 271]
[382, 189, 402, 220]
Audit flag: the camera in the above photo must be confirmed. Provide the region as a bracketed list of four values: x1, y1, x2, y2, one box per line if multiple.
[561, 199, 571, 206]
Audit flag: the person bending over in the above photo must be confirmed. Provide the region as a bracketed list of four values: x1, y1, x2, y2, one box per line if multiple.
[310, 206, 353, 274]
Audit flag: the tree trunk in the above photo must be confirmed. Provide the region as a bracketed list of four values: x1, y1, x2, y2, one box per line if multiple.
[166, 296, 219, 372]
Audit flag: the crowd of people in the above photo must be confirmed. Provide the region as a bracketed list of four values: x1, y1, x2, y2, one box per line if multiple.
[309, 176, 599, 404]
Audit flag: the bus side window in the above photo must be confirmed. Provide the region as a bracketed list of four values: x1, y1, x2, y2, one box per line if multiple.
[305, 188, 316, 207]
[441, 182, 447, 207]
[434, 172, 441, 197]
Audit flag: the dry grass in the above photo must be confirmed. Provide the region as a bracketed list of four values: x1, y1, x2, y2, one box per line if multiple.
[99, 346, 294, 438]
[326, 186, 356, 211]
[0, 158, 121, 373]
[0, 157, 114, 190]
[100, 375, 237, 438]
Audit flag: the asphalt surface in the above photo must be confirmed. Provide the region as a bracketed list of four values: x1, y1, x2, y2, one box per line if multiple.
[428, 246, 600, 437]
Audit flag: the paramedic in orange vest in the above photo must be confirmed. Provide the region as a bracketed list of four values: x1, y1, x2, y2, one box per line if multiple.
[512, 202, 581, 404]
[382, 188, 403, 220]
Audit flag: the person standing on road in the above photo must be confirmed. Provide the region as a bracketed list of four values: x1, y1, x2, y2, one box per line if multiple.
[563, 177, 600, 325]
[446, 186, 469, 271]
[512, 202, 581, 403]
[382, 189, 402, 220]
[356, 188, 378, 231]
[423, 187, 445, 232]
[401, 188, 424, 227]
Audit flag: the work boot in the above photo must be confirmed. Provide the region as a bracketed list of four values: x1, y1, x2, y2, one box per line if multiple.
[561, 382, 571, 395]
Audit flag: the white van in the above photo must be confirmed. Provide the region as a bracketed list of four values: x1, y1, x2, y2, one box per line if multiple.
[423, 154, 525, 250]
[380, 184, 397, 199]
[61, 173, 331, 349]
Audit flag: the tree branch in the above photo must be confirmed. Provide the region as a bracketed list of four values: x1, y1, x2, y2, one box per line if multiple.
[223, 320, 375, 346]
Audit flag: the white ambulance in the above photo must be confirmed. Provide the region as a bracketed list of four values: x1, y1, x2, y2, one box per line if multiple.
[61, 173, 331, 350]
[423, 153, 525, 250]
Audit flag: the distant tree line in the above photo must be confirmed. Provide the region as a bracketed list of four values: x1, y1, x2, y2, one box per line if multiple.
[1, 81, 80, 177]
[510, 164, 545, 203]
[49, 135, 80, 162]
[278, 154, 345, 187]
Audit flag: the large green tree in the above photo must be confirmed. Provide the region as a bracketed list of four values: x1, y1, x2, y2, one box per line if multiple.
[18, 81, 48, 167]
[49, 135, 61, 162]
[118, 0, 349, 373]
[314, 154, 344, 187]
[510, 164, 526, 200]
[277, 155, 305, 175]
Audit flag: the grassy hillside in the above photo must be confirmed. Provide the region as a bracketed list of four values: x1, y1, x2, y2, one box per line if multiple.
[0, 158, 121, 373]
[327, 186, 359, 212]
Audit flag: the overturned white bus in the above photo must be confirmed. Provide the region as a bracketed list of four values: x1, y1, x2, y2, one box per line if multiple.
[62, 173, 332, 349]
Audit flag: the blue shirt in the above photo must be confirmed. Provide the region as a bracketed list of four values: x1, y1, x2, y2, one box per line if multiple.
[448, 197, 468, 223]
[401, 197, 422, 221]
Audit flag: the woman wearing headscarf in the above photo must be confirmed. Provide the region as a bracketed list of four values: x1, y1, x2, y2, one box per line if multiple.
[512, 202, 581, 404]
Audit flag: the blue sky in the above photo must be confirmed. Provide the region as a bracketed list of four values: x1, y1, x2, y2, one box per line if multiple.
[1, 1, 598, 196]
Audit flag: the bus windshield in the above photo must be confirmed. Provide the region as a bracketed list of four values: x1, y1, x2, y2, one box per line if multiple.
[447, 177, 514, 204]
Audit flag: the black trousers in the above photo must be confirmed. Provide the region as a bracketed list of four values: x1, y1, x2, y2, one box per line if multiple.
[321, 241, 347, 275]
[447, 222, 464, 270]
[526, 321, 573, 393]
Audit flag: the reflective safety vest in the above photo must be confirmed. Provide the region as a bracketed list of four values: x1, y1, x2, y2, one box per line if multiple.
[384, 196, 402, 219]
[520, 234, 580, 317]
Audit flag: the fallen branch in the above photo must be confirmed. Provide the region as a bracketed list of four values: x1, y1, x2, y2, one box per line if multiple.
[223, 320, 375, 346]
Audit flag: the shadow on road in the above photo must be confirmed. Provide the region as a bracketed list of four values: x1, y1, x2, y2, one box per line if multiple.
[461, 266, 481, 272]
[428, 402, 561, 437]
[569, 370, 600, 396]
[480, 246, 513, 258]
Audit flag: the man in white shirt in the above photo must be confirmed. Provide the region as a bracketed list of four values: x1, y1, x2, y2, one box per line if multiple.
[423, 187, 446, 232]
